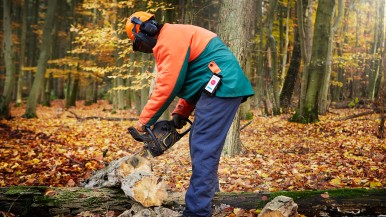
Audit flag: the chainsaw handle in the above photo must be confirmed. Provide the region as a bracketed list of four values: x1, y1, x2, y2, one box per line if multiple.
[127, 127, 145, 142]
[145, 126, 162, 149]
[128, 118, 192, 143]
[178, 118, 192, 137]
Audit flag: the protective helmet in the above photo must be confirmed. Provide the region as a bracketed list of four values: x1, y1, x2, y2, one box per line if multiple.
[125, 11, 155, 42]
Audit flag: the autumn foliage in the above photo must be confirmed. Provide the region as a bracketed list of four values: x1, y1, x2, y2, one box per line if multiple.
[0, 100, 385, 192]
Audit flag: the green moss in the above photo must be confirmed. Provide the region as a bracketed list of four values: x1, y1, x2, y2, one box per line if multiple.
[34, 195, 60, 206]
[5, 186, 47, 195]
[290, 109, 319, 124]
[56, 191, 81, 201]
[245, 111, 254, 120]
[22, 112, 38, 119]
[257, 188, 386, 208]
[85, 196, 102, 206]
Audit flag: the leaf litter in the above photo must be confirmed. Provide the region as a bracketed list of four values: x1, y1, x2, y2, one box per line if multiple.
[0, 100, 385, 193]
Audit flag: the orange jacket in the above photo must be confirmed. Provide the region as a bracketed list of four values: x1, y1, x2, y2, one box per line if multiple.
[139, 24, 254, 127]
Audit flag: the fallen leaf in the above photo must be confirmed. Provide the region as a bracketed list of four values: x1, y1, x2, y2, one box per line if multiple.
[67, 179, 76, 187]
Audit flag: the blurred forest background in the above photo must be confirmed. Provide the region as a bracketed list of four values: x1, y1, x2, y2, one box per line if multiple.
[0, 0, 385, 129]
[0, 0, 385, 204]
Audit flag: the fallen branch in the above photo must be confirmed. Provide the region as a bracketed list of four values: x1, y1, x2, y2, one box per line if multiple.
[240, 121, 253, 131]
[335, 108, 385, 121]
[67, 111, 138, 122]
[335, 110, 376, 121]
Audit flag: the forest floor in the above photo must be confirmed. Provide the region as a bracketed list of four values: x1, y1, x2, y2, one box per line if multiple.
[0, 100, 385, 216]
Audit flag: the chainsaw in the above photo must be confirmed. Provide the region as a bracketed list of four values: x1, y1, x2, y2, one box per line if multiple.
[127, 119, 192, 158]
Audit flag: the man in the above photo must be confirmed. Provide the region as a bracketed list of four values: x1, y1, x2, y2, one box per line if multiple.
[125, 11, 254, 217]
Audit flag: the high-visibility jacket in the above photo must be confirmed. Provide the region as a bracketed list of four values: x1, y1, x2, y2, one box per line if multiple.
[139, 23, 254, 127]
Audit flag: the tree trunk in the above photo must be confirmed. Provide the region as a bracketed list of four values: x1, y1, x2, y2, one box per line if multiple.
[0, 187, 385, 217]
[279, 0, 291, 91]
[295, 0, 313, 118]
[252, 0, 265, 109]
[318, 0, 344, 114]
[84, 77, 94, 106]
[16, 0, 28, 107]
[269, 35, 280, 115]
[368, 0, 385, 100]
[93, 80, 98, 103]
[0, 0, 16, 119]
[280, 17, 301, 111]
[292, 0, 335, 123]
[0, 187, 268, 217]
[265, 0, 280, 115]
[24, 0, 58, 118]
[43, 74, 53, 107]
[112, 77, 118, 111]
[68, 76, 79, 107]
[218, 0, 255, 157]
[65, 73, 72, 108]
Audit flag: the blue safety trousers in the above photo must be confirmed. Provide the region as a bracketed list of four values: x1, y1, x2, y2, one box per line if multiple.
[183, 93, 243, 217]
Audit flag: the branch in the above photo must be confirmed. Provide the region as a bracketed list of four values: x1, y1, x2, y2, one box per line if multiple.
[335, 108, 385, 121]
[67, 111, 138, 121]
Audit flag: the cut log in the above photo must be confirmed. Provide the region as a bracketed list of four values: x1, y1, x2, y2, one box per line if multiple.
[263, 188, 386, 216]
[121, 171, 167, 207]
[83, 154, 167, 207]
[259, 196, 298, 217]
[0, 186, 267, 216]
[1, 187, 385, 217]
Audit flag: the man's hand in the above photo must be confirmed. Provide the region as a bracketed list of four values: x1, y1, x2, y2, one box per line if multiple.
[136, 122, 145, 132]
[172, 114, 187, 129]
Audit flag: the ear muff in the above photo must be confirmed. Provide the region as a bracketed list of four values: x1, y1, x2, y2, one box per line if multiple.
[130, 16, 159, 53]
[131, 17, 159, 37]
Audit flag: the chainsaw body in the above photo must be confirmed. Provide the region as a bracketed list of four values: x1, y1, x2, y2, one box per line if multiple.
[128, 120, 191, 157]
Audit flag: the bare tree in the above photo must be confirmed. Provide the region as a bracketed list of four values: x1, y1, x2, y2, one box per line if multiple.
[292, 0, 336, 123]
[24, 0, 58, 118]
[0, 0, 16, 119]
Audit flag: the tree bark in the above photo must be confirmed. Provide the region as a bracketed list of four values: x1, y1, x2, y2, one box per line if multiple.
[295, 0, 313, 117]
[16, 0, 28, 107]
[292, 0, 335, 123]
[218, 0, 255, 157]
[280, 0, 291, 89]
[1, 0, 16, 119]
[24, 0, 58, 118]
[68, 76, 79, 107]
[265, 0, 280, 115]
[252, 0, 265, 109]
[280, 7, 301, 111]
[280, 0, 302, 111]
[368, 0, 385, 100]
[318, 0, 344, 115]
